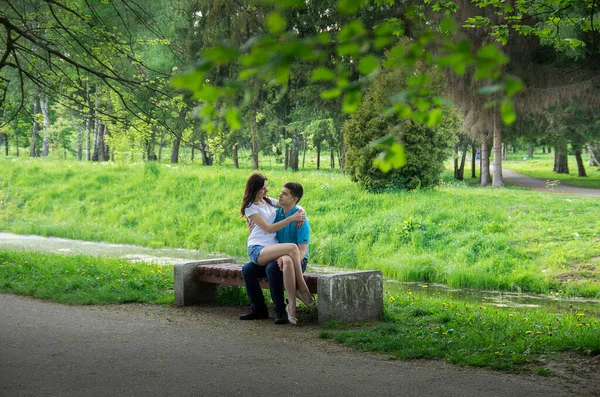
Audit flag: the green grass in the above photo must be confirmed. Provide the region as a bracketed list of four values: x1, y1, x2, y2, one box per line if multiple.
[1, 156, 600, 297]
[0, 250, 174, 305]
[504, 151, 600, 189]
[320, 287, 600, 371]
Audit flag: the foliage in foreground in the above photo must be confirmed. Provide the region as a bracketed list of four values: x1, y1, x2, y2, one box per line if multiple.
[321, 288, 600, 371]
[1, 158, 599, 297]
[0, 250, 174, 305]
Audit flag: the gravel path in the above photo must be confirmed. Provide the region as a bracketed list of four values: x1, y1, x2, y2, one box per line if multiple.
[2, 293, 598, 397]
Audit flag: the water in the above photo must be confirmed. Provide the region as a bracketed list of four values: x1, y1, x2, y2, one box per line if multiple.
[385, 280, 600, 318]
[1, 232, 598, 317]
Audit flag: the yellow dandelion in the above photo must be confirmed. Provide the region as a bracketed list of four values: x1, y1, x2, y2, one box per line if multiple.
[525, 330, 533, 334]
[495, 351, 500, 355]
[389, 296, 396, 303]
[508, 314, 514, 317]
[577, 313, 585, 317]
[548, 332, 553, 336]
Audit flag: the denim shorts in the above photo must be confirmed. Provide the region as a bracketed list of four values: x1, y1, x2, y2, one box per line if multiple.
[248, 245, 264, 264]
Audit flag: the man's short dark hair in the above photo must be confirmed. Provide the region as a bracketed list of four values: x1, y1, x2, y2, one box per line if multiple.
[284, 182, 303, 203]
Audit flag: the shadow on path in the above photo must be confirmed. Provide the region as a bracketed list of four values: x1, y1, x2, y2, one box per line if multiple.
[2, 293, 597, 397]
[502, 168, 600, 197]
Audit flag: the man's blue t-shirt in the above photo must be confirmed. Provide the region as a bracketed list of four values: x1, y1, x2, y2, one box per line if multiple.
[275, 206, 310, 260]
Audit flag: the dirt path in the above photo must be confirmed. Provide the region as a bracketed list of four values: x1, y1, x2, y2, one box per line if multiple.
[1, 293, 598, 396]
[502, 168, 600, 197]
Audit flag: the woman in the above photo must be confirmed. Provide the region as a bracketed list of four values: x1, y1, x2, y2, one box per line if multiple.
[241, 172, 316, 324]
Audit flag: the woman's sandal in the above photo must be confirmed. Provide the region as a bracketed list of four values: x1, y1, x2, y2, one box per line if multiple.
[298, 293, 317, 309]
[285, 305, 298, 325]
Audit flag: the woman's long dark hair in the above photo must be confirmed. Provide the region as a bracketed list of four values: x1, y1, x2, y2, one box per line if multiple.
[240, 173, 275, 218]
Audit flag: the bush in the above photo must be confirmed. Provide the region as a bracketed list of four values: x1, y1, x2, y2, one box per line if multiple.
[343, 64, 457, 191]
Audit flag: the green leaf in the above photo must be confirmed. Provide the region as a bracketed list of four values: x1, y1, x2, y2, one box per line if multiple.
[193, 85, 220, 102]
[427, 108, 443, 126]
[170, 69, 205, 91]
[373, 140, 406, 173]
[338, 0, 368, 14]
[501, 99, 516, 125]
[358, 55, 379, 75]
[337, 43, 361, 56]
[266, 12, 286, 34]
[338, 21, 366, 41]
[504, 75, 523, 97]
[342, 91, 361, 113]
[321, 88, 342, 99]
[202, 47, 239, 64]
[477, 84, 503, 96]
[312, 67, 336, 81]
[225, 108, 242, 131]
[258, 0, 304, 7]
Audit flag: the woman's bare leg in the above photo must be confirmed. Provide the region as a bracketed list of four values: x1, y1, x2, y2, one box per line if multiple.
[280, 255, 314, 308]
[279, 256, 298, 318]
[258, 244, 303, 318]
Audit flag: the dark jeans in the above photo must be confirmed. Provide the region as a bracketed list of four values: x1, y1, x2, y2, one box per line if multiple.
[241, 258, 307, 314]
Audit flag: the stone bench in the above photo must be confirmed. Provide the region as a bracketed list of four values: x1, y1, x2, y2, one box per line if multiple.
[174, 258, 383, 324]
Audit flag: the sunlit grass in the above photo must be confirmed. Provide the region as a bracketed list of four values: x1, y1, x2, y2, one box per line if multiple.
[1, 156, 599, 297]
[0, 250, 174, 305]
[321, 287, 600, 370]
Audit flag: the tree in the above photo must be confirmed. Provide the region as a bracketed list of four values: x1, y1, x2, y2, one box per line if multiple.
[344, 63, 457, 190]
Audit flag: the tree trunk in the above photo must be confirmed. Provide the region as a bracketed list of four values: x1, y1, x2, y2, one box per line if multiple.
[97, 124, 106, 162]
[492, 105, 504, 188]
[575, 150, 587, 177]
[471, 144, 476, 179]
[459, 148, 467, 179]
[527, 145, 534, 159]
[542, 147, 546, 154]
[2, 107, 7, 156]
[547, 147, 551, 154]
[316, 142, 321, 170]
[199, 138, 213, 165]
[588, 143, 600, 167]
[30, 95, 40, 158]
[251, 103, 259, 170]
[330, 147, 335, 169]
[289, 129, 299, 171]
[158, 130, 166, 161]
[171, 134, 181, 163]
[40, 95, 50, 156]
[302, 135, 307, 169]
[453, 145, 460, 179]
[147, 126, 157, 161]
[554, 146, 569, 174]
[480, 139, 491, 186]
[232, 143, 239, 168]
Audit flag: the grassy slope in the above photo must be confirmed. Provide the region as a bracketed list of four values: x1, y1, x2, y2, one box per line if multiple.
[1, 157, 599, 297]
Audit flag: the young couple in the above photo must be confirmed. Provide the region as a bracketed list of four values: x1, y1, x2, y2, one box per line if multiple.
[239, 173, 316, 325]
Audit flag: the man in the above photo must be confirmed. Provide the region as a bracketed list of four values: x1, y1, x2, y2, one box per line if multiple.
[239, 182, 310, 324]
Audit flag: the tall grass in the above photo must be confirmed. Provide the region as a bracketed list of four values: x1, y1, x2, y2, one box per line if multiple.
[1, 157, 599, 297]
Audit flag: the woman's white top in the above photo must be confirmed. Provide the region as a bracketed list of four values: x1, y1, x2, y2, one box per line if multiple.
[244, 197, 279, 247]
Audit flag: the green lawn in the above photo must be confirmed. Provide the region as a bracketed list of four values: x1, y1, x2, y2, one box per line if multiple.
[1, 156, 599, 297]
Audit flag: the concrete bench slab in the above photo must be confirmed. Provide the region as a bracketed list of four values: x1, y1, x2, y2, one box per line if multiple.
[174, 259, 383, 324]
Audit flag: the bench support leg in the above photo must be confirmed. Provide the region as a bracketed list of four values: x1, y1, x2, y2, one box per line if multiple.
[173, 259, 230, 306]
[317, 270, 383, 324]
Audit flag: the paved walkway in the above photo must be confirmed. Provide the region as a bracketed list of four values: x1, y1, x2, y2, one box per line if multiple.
[1, 294, 597, 396]
[502, 168, 600, 197]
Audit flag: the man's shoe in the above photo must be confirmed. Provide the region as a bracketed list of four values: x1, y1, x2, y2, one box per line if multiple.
[274, 311, 289, 325]
[239, 308, 269, 320]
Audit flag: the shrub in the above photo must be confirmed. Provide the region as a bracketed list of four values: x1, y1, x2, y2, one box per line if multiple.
[343, 63, 457, 191]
